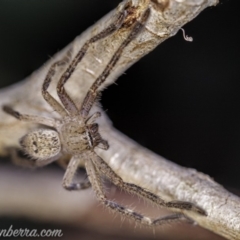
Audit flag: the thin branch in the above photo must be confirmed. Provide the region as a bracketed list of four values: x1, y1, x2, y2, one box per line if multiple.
[1, 0, 239, 240]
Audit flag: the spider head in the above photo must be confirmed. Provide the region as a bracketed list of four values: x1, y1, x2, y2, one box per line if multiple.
[20, 129, 61, 161]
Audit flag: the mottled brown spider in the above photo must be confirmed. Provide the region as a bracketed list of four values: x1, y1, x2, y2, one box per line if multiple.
[3, 4, 206, 227]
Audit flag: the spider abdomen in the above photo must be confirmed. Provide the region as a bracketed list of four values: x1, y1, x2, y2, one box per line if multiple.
[20, 129, 61, 161]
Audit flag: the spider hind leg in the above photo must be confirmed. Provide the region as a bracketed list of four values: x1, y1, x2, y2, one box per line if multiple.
[86, 156, 194, 227]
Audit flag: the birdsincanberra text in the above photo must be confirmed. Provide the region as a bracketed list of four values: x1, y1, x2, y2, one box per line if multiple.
[0, 225, 63, 237]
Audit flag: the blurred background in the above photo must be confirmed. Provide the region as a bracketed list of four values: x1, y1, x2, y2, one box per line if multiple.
[0, 0, 239, 239]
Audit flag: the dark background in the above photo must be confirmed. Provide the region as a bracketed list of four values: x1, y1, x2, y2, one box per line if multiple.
[0, 1, 239, 238]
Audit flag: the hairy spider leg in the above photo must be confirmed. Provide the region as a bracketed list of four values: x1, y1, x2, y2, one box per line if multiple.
[56, 8, 127, 116]
[86, 154, 194, 226]
[42, 50, 72, 117]
[2, 105, 56, 127]
[80, 8, 151, 118]
[62, 154, 91, 190]
[91, 153, 207, 216]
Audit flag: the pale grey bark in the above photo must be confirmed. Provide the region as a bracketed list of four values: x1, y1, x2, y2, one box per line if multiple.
[1, 1, 239, 240]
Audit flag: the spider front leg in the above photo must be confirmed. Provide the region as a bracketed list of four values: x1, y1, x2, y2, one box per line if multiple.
[56, 8, 127, 116]
[85, 155, 193, 226]
[90, 153, 207, 216]
[42, 49, 72, 117]
[3, 50, 72, 121]
[62, 155, 91, 191]
[80, 8, 150, 118]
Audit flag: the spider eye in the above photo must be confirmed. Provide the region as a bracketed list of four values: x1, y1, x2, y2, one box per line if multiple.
[20, 129, 61, 161]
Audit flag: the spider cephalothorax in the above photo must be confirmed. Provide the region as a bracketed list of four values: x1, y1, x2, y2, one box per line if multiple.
[3, 1, 206, 227]
[58, 114, 109, 154]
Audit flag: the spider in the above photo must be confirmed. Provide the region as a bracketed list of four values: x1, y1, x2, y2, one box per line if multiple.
[3, 3, 206, 226]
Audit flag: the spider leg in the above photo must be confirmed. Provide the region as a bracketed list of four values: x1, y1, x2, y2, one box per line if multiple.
[90, 153, 207, 216]
[62, 155, 91, 191]
[42, 50, 72, 117]
[86, 155, 193, 226]
[2, 105, 56, 127]
[80, 8, 150, 118]
[56, 8, 127, 116]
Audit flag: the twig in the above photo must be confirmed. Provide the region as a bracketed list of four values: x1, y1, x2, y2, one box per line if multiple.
[1, 0, 239, 240]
